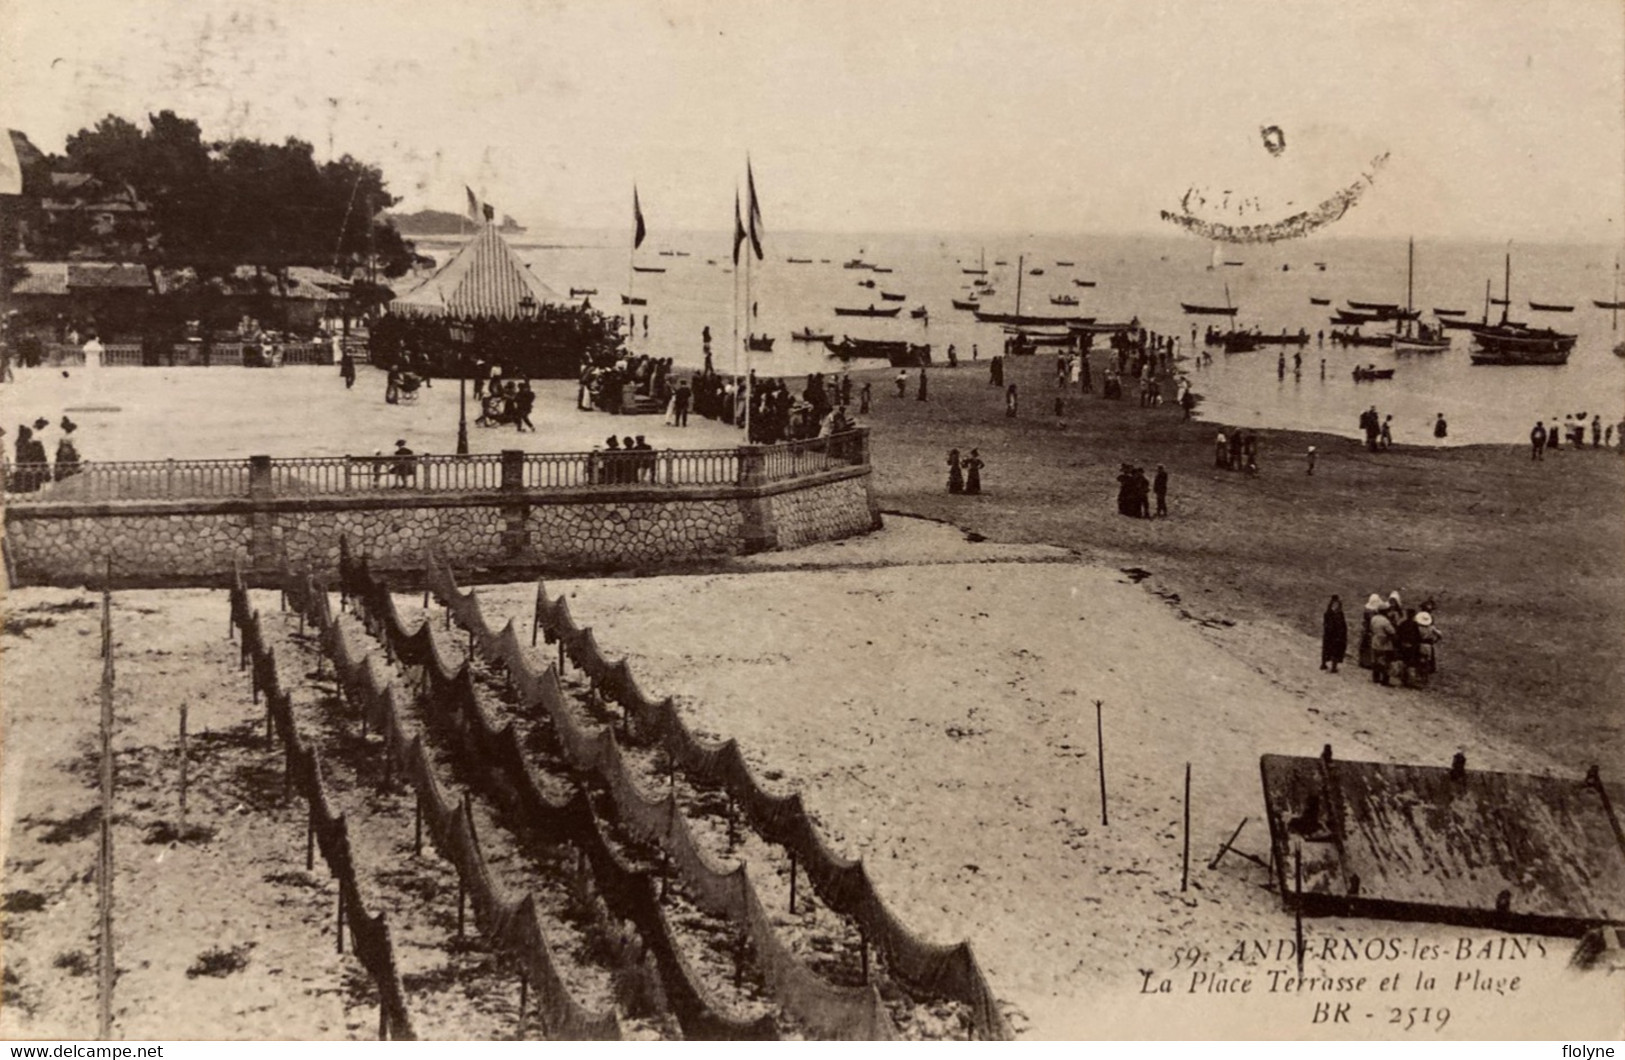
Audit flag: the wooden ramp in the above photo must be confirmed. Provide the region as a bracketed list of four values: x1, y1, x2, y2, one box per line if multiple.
[1260, 750, 1625, 937]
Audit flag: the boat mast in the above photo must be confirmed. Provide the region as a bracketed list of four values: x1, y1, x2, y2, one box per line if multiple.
[1015, 254, 1024, 317]
[1482, 278, 1490, 326]
[1404, 237, 1414, 338]
[1501, 250, 1510, 327]
[1614, 258, 1620, 332]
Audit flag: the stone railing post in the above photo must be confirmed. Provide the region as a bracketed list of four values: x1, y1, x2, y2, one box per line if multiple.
[500, 449, 525, 491]
[499, 449, 530, 560]
[736, 445, 767, 488]
[248, 455, 277, 574]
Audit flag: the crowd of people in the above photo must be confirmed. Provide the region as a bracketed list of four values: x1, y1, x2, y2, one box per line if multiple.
[1528, 413, 1622, 459]
[5, 416, 83, 492]
[1323, 591, 1442, 689]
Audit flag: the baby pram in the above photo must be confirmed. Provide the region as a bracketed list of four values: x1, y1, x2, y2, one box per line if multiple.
[475, 391, 516, 427]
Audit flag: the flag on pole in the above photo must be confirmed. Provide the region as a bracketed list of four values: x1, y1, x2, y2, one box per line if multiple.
[633, 186, 647, 249]
[465, 186, 481, 223]
[732, 189, 747, 266]
[746, 160, 764, 261]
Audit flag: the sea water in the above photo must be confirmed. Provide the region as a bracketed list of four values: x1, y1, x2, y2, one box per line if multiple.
[482, 231, 1625, 447]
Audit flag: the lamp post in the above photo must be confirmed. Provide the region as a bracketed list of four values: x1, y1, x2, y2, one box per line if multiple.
[452, 322, 470, 455]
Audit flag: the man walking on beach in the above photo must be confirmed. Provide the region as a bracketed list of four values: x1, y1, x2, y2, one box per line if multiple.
[895, 369, 907, 398]
[1530, 421, 1546, 460]
[917, 367, 928, 402]
[1153, 465, 1168, 517]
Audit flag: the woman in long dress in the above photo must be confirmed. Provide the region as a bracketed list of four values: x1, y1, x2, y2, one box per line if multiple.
[1320, 596, 1348, 672]
[947, 448, 963, 494]
[963, 449, 984, 495]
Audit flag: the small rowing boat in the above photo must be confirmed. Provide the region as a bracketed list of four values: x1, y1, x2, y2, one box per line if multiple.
[1182, 302, 1238, 316]
[632, 265, 666, 274]
[879, 291, 906, 302]
[833, 305, 902, 318]
[570, 287, 598, 297]
[790, 327, 833, 342]
[1309, 296, 1331, 306]
[1528, 301, 1574, 312]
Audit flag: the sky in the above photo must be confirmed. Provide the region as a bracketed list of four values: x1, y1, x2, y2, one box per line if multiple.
[2, 0, 1621, 243]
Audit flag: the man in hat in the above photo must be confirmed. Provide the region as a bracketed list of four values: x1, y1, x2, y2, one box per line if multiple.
[1153, 464, 1169, 517]
[1306, 445, 1317, 475]
[54, 418, 82, 481]
[391, 439, 416, 487]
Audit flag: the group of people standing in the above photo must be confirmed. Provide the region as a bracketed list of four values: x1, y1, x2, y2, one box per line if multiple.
[5, 416, 82, 493]
[1213, 428, 1261, 473]
[946, 448, 985, 495]
[1115, 463, 1169, 518]
[1528, 413, 1620, 459]
[1358, 406, 1394, 451]
[1321, 591, 1441, 687]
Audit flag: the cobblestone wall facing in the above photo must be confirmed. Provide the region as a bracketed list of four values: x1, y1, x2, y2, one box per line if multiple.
[3, 466, 879, 586]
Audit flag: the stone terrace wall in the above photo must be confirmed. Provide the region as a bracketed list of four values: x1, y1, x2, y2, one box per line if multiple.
[4, 461, 881, 588]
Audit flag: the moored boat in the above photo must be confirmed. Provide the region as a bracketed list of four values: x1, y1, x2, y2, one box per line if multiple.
[1348, 300, 1398, 311]
[824, 337, 930, 366]
[872, 266, 894, 274]
[1072, 279, 1097, 287]
[570, 287, 598, 297]
[879, 291, 906, 301]
[790, 327, 833, 342]
[1182, 302, 1239, 316]
[974, 309, 1091, 326]
[950, 297, 980, 310]
[620, 294, 647, 306]
[1594, 299, 1625, 310]
[1309, 296, 1331, 306]
[910, 306, 929, 319]
[1528, 301, 1574, 312]
[746, 334, 775, 352]
[1352, 365, 1395, 381]
[1056, 260, 1075, 266]
[1433, 308, 1466, 316]
[833, 305, 902, 318]
[1391, 238, 1452, 354]
[1050, 294, 1079, 306]
[786, 257, 813, 264]
[632, 265, 666, 274]
[1469, 254, 1575, 365]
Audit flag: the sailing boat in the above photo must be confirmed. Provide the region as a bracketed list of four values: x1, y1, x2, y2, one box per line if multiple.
[962, 248, 988, 276]
[1392, 238, 1450, 354]
[1182, 279, 1237, 316]
[1466, 251, 1576, 365]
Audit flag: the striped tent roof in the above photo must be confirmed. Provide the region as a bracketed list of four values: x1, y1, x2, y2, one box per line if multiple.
[388, 222, 560, 319]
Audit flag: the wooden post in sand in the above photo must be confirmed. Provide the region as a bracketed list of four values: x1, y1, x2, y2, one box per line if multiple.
[178, 704, 190, 832]
[1095, 700, 1108, 827]
[1294, 846, 1305, 976]
[97, 562, 115, 1041]
[1181, 763, 1191, 892]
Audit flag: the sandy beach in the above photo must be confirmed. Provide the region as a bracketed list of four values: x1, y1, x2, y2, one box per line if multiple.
[3, 356, 1622, 1039]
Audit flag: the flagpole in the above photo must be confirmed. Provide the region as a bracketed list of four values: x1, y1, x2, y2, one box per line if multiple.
[627, 186, 637, 343]
[745, 216, 752, 442]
